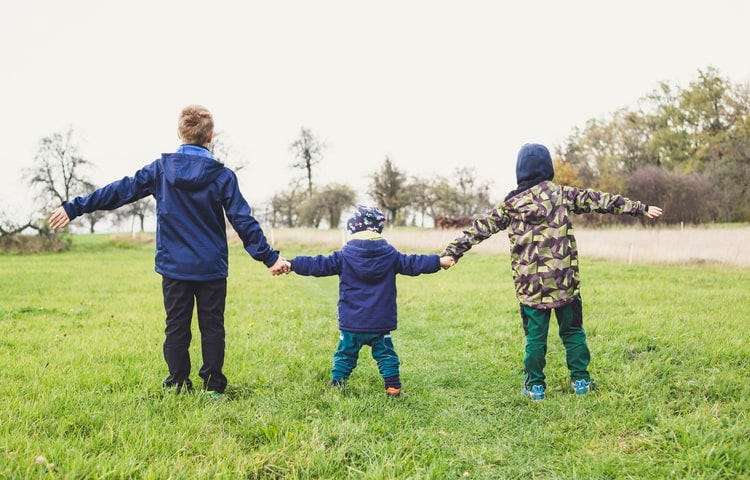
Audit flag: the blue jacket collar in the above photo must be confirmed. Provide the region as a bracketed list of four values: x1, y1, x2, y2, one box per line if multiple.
[176, 144, 215, 159]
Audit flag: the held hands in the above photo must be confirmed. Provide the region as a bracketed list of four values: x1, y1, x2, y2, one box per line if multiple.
[644, 206, 663, 219]
[269, 257, 292, 276]
[48, 207, 71, 230]
[440, 256, 456, 270]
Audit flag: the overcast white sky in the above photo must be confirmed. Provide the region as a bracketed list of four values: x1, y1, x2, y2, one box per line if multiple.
[2, 1, 749, 225]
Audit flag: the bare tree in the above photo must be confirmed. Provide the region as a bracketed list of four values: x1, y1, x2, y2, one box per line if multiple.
[74, 179, 109, 233]
[0, 216, 36, 237]
[290, 127, 324, 197]
[26, 126, 94, 211]
[454, 167, 493, 217]
[82, 210, 108, 234]
[209, 130, 247, 172]
[114, 197, 155, 233]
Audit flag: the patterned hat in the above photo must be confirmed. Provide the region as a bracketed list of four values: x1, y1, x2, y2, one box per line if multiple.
[346, 205, 386, 234]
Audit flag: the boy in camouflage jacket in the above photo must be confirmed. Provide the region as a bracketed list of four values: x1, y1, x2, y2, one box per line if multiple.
[442, 143, 662, 400]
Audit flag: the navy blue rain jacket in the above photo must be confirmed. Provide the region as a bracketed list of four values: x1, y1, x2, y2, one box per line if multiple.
[62, 145, 278, 281]
[290, 238, 441, 333]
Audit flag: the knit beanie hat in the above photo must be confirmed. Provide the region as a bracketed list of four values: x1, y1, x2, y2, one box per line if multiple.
[346, 205, 386, 234]
[515, 143, 554, 183]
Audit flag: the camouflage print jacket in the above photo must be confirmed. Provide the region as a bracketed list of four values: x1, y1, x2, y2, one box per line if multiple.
[442, 181, 647, 309]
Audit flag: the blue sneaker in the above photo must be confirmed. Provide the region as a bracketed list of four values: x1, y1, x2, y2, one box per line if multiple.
[572, 379, 593, 395]
[521, 384, 545, 400]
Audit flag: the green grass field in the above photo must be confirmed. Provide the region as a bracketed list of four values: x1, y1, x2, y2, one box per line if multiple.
[1, 234, 749, 479]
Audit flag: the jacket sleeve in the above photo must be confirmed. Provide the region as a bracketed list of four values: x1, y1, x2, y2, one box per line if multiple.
[62, 163, 156, 220]
[562, 185, 647, 216]
[396, 253, 441, 276]
[222, 170, 279, 267]
[441, 206, 510, 261]
[290, 252, 342, 277]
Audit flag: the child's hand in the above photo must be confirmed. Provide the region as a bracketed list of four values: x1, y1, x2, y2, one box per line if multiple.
[645, 206, 663, 219]
[440, 256, 456, 270]
[270, 257, 292, 276]
[48, 207, 71, 230]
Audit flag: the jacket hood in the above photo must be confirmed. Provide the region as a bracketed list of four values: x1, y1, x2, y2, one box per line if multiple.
[341, 239, 395, 283]
[161, 152, 224, 191]
[515, 143, 554, 184]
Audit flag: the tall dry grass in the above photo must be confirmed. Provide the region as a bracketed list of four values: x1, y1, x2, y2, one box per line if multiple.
[265, 225, 750, 266]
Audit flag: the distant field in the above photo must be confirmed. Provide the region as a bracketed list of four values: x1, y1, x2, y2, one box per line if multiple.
[267, 225, 750, 266]
[1, 233, 748, 478]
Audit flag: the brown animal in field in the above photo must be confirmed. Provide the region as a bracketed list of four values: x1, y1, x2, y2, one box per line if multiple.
[434, 216, 473, 229]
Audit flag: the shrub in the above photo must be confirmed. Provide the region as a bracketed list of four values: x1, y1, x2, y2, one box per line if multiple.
[0, 231, 70, 254]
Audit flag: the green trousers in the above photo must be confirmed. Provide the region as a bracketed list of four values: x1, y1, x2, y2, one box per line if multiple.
[520, 296, 590, 389]
[332, 331, 400, 387]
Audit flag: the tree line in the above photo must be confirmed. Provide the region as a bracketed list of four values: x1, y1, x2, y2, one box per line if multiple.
[2, 67, 748, 251]
[266, 141, 493, 229]
[269, 67, 750, 228]
[556, 66, 749, 225]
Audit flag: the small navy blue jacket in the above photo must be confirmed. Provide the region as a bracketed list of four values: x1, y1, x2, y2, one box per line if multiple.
[62, 145, 278, 281]
[290, 237, 441, 333]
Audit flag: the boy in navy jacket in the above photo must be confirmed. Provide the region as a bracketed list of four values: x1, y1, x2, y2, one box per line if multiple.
[48, 105, 288, 398]
[288, 205, 453, 397]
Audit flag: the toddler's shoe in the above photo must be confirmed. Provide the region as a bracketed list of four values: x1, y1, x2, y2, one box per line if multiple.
[385, 387, 401, 398]
[521, 384, 545, 401]
[329, 379, 346, 387]
[572, 379, 594, 395]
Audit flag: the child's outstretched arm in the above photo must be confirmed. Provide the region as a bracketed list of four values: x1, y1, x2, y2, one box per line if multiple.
[441, 206, 510, 263]
[49, 164, 156, 229]
[222, 169, 282, 269]
[563, 186, 661, 219]
[290, 252, 343, 277]
[396, 253, 441, 276]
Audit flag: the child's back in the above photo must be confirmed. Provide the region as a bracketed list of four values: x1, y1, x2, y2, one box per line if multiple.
[502, 178, 646, 308]
[47, 105, 287, 398]
[442, 143, 662, 400]
[293, 233, 439, 333]
[290, 205, 446, 396]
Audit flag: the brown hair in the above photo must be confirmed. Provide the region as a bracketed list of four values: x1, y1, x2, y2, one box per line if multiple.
[178, 105, 214, 145]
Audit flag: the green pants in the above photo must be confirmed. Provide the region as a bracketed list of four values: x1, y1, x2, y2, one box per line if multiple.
[332, 331, 400, 387]
[520, 296, 590, 389]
